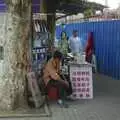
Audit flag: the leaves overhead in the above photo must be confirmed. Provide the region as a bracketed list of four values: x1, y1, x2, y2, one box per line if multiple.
[47, 0, 105, 15]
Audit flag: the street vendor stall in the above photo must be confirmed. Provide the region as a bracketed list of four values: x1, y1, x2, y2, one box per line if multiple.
[61, 53, 93, 100]
[32, 13, 49, 71]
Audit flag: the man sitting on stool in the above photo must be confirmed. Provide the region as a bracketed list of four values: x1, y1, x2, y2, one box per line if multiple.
[43, 51, 71, 108]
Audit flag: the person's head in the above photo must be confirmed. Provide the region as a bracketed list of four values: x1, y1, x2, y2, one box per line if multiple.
[61, 31, 67, 39]
[73, 30, 78, 37]
[53, 50, 63, 62]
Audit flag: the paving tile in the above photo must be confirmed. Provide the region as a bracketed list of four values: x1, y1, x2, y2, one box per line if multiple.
[0, 74, 120, 120]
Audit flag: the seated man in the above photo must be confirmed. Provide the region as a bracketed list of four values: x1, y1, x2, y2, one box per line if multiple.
[43, 51, 71, 108]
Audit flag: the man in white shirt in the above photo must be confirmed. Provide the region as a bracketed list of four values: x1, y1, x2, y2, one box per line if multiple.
[69, 30, 83, 55]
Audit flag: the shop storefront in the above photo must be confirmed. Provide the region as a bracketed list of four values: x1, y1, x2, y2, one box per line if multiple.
[31, 13, 49, 71]
[27, 13, 51, 108]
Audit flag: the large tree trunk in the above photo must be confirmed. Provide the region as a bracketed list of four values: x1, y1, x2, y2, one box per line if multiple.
[0, 0, 31, 111]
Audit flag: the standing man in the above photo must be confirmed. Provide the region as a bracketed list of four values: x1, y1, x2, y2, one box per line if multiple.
[69, 30, 83, 55]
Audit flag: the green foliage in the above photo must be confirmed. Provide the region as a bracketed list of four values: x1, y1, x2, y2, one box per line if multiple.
[84, 9, 94, 18]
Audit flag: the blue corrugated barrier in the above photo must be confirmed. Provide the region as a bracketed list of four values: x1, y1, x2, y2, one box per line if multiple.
[56, 20, 120, 80]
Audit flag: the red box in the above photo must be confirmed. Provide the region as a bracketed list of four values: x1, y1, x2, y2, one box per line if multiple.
[47, 86, 59, 100]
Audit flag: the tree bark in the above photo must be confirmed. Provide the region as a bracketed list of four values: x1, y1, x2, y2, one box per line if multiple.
[0, 0, 31, 111]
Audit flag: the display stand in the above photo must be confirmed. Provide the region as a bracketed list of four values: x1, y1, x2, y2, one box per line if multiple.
[32, 13, 49, 71]
[69, 62, 93, 99]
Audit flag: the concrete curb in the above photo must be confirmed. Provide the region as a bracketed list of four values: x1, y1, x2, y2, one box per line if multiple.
[0, 104, 51, 118]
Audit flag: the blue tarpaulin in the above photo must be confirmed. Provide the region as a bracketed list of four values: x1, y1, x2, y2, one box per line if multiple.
[56, 20, 120, 80]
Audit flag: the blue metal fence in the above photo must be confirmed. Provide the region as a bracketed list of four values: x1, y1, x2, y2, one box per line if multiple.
[56, 20, 120, 80]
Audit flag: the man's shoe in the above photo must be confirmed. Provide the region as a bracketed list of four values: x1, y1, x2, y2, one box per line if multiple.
[57, 99, 69, 108]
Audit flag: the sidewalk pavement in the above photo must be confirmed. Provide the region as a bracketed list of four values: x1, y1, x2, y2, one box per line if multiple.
[1, 74, 120, 120]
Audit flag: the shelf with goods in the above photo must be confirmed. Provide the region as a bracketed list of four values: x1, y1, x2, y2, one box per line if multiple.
[27, 13, 50, 108]
[32, 13, 50, 71]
